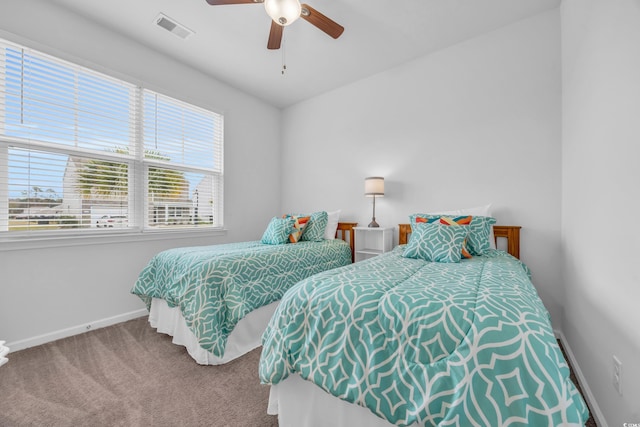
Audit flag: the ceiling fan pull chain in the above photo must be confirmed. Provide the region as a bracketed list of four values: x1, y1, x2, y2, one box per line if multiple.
[281, 34, 287, 75]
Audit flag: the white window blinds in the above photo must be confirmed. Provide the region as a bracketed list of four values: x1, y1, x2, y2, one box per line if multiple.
[143, 91, 223, 228]
[0, 38, 224, 235]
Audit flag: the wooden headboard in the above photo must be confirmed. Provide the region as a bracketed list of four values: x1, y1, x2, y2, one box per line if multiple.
[398, 224, 522, 259]
[336, 222, 357, 262]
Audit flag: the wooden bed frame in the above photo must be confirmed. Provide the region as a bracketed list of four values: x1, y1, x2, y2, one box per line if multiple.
[336, 222, 358, 262]
[398, 224, 522, 259]
[146, 221, 359, 366]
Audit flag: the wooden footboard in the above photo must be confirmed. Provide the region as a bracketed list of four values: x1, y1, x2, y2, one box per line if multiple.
[398, 224, 521, 259]
[336, 222, 358, 262]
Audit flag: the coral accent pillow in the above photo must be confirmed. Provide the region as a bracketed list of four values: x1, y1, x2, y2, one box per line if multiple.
[282, 215, 311, 243]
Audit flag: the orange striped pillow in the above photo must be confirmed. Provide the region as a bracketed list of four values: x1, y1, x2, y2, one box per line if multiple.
[282, 215, 311, 243]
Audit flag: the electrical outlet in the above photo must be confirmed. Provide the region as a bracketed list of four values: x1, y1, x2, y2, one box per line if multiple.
[613, 355, 622, 395]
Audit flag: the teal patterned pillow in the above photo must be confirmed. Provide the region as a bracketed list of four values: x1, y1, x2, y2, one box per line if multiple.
[466, 216, 496, 256]
[402, 222, 470, 263]
[409, 214, 496, 256]
[261, 217, 295, 245]
[299, 211, 328, 242]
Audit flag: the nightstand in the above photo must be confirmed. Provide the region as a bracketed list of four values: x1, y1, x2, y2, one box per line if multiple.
[354, 226, 393, 262]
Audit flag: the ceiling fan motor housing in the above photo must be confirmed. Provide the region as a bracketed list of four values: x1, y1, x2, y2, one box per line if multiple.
[264, 0, 301, 26]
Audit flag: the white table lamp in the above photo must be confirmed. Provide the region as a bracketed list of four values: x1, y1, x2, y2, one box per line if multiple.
[364, 176, 384, 227]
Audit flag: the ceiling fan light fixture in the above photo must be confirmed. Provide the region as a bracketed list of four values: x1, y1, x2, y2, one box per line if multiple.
[264, 0, 301, 26]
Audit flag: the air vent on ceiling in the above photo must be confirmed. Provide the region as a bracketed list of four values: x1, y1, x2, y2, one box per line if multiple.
[155, 13, 194, 40]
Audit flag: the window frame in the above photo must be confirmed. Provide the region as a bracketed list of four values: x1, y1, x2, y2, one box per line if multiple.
[0, 38, 224, 243]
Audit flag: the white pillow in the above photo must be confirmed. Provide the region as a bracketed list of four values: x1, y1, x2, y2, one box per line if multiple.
[324, 209, 341, 240]
[427, 204, 495, 249]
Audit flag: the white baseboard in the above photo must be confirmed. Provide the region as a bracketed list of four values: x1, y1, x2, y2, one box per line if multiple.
[554, 329, 607, 427]
[6, 309, 148, 352]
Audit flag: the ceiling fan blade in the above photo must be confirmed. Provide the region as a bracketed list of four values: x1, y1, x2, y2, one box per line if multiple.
[300, 4, 344, 39]
[205, 0, 263, 5]
[267, 20, 284, 50]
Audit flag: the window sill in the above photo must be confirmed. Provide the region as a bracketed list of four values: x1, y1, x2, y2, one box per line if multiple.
[0, 228, 228, 252]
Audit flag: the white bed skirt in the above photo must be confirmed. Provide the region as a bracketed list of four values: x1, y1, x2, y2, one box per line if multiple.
[149, 298, 279, 365]
[269, 374, 410, 427]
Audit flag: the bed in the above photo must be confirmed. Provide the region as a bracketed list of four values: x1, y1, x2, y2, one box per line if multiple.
[131, 211, 356, 365]
[259, 216, 590, 426]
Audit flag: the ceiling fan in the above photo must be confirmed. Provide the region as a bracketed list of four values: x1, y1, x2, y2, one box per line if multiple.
[205, 0, 344, 50]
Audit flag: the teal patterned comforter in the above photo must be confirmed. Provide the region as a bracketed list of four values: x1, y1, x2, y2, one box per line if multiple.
[260, 247, 589, 426]
[131, 239, 352, 357]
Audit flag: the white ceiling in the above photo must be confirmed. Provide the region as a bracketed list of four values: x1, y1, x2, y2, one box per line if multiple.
[49, 0, 560, 108]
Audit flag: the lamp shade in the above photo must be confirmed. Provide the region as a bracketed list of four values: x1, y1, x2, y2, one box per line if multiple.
[264, 0, 301, 26]
[364, 177, 384, 196]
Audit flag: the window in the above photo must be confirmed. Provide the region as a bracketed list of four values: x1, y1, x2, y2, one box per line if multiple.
[0, 38, 223, 236]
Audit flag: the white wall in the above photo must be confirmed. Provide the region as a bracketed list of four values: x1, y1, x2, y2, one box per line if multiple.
[0, 0, 281, 347]
[561, 0, 640, 425]
[5, 3, 636, 424]
[281, 10, 564, 325]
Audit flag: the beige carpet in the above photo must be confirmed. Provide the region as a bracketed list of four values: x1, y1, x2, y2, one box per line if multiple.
[0, 317, 278, 427]
[0, 317, 596, 427]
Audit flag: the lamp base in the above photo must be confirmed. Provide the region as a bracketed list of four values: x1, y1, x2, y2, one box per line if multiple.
[368, 219, 380, 228]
